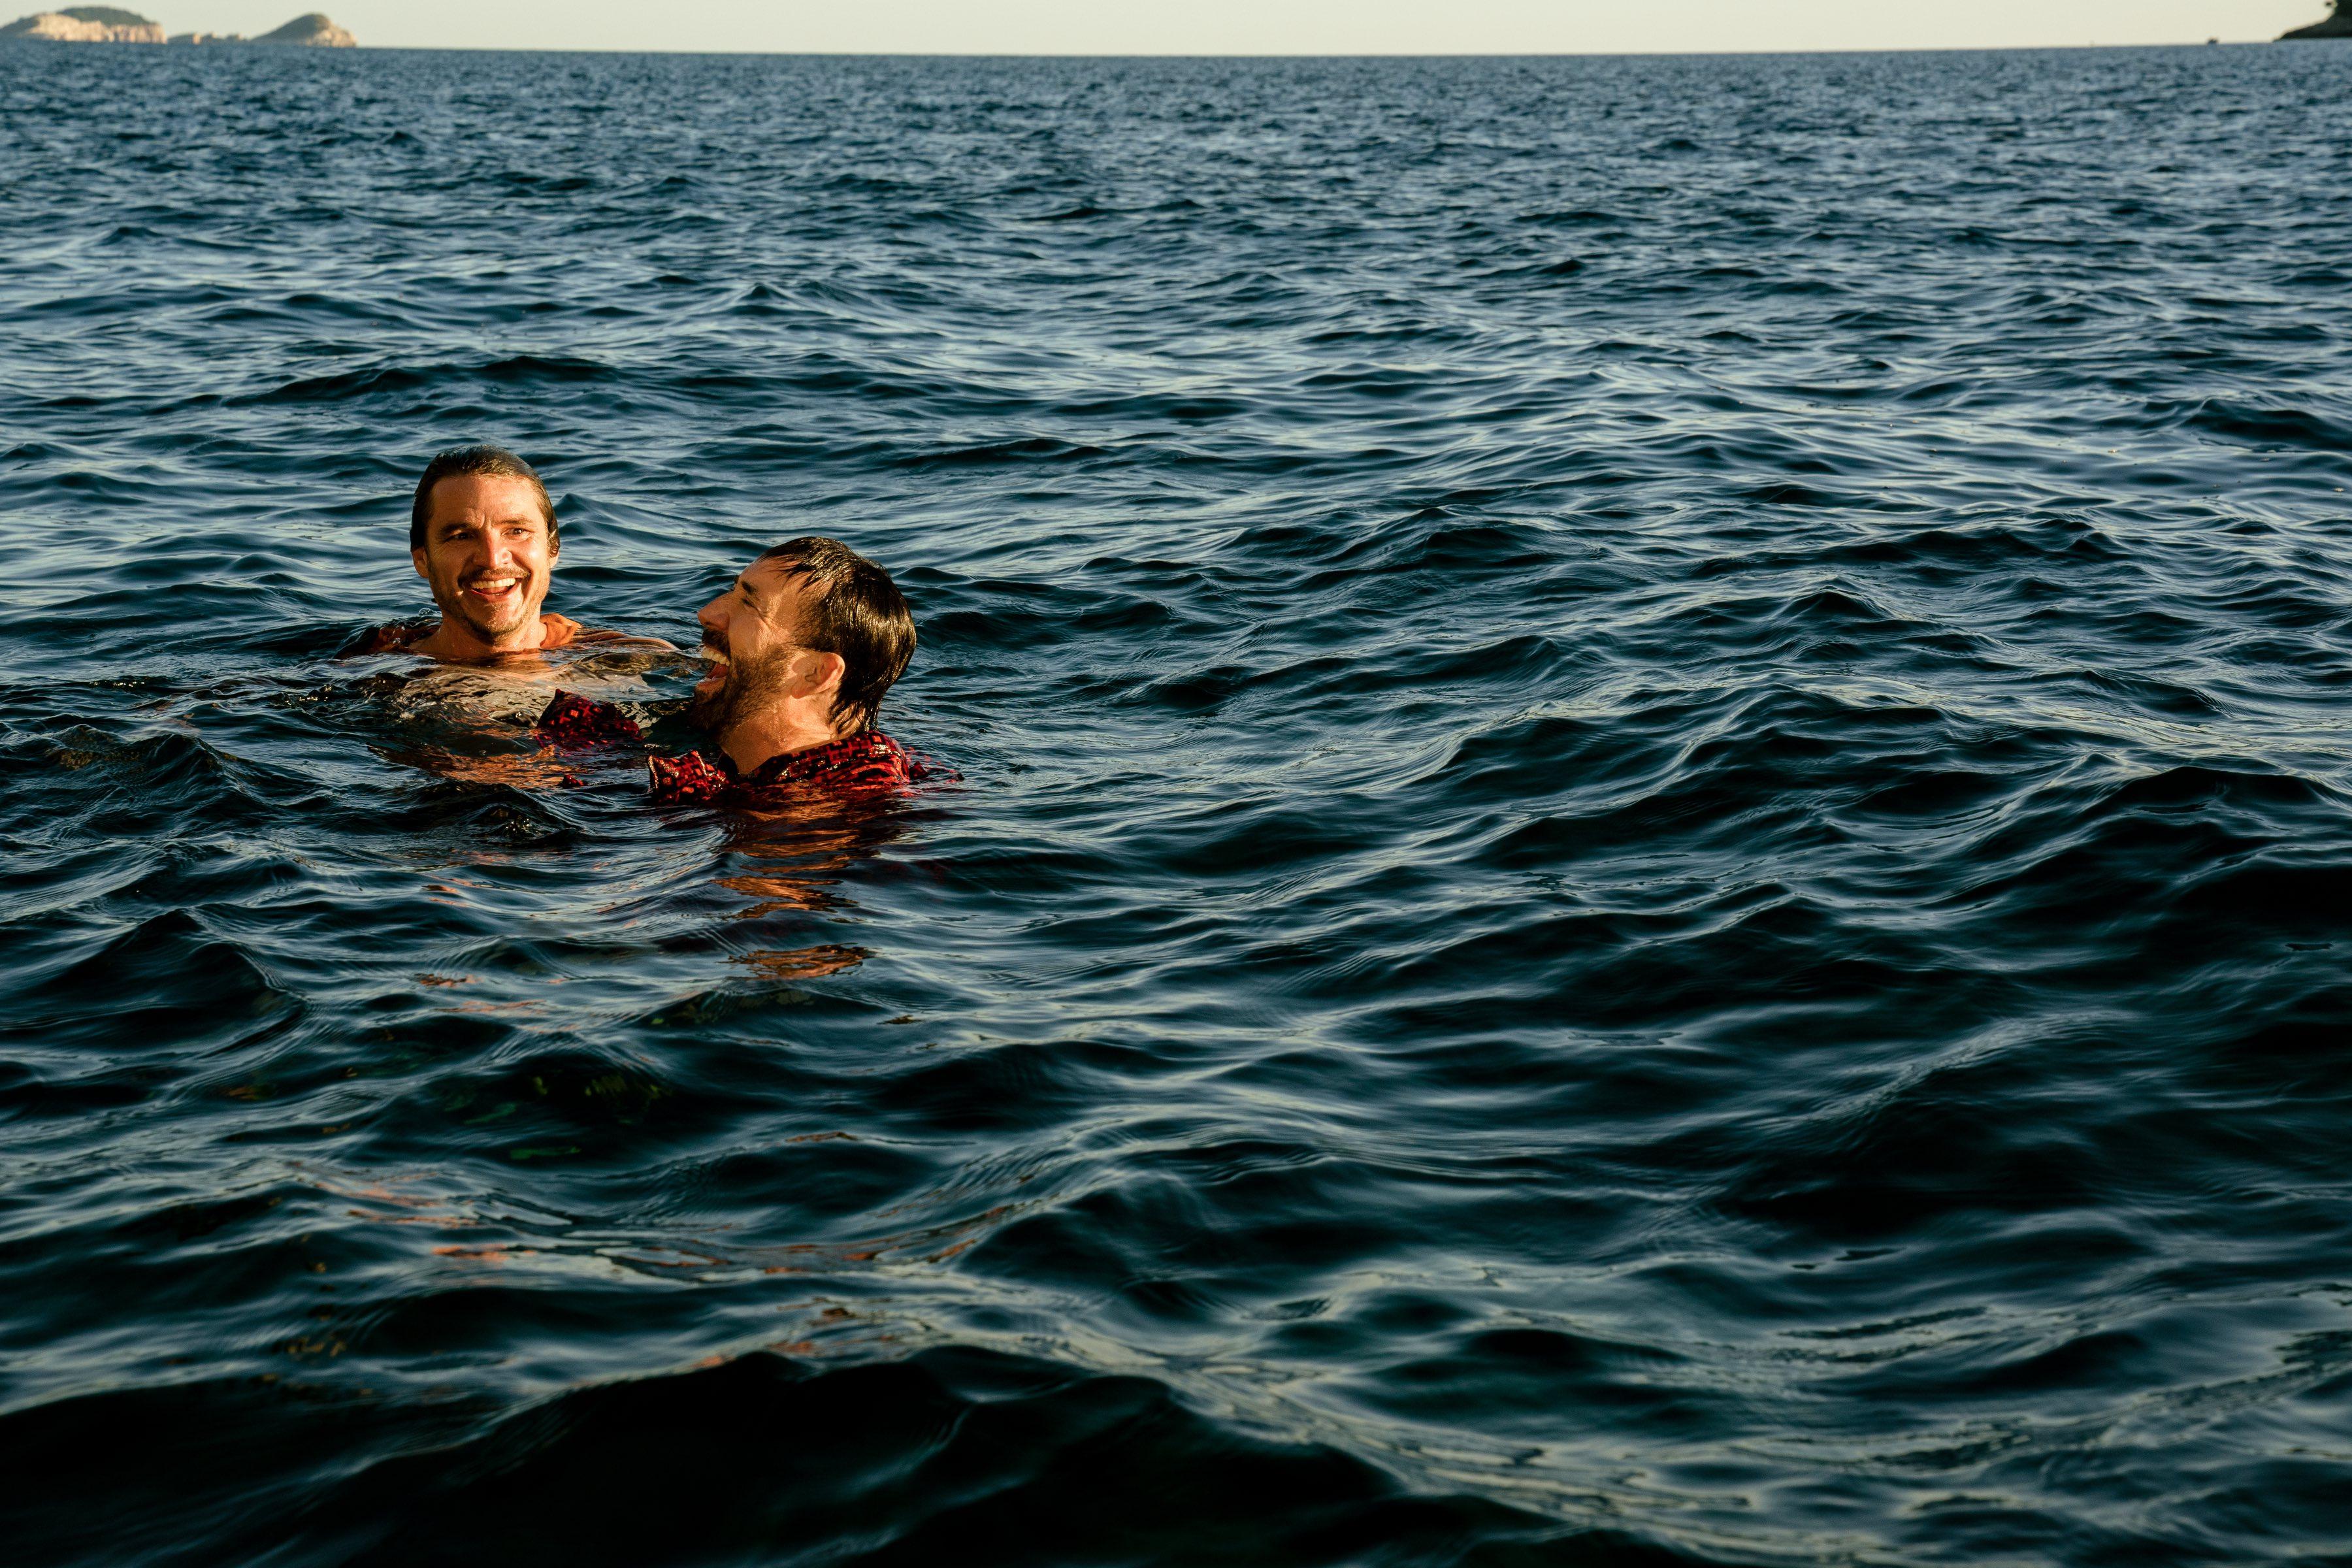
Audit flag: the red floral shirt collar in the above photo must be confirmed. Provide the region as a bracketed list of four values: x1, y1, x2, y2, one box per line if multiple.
[647, 730, 924, 804]
[534, 691, 930, 806]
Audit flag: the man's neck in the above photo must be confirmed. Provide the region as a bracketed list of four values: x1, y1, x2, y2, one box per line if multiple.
[412, 614, 548, 662]
[717, 708, 853, 776]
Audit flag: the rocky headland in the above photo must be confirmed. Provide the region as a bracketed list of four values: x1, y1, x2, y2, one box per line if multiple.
[2283, 2, 2352, 37]
[0, 7, 355, 44]
[0, 7, 160, 40]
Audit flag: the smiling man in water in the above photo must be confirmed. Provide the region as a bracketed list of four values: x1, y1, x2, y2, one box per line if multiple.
[360, 444, 651, 659]
[536, 536, 928, 802]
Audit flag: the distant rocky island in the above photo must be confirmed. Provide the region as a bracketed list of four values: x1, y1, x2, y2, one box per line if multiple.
[1, 5, 157, 39]
[2283, 1, 2352, 37]
[0, 8, 355, 44]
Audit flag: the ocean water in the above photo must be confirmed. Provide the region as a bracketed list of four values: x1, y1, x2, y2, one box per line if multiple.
[4, 38, 2352, 1566]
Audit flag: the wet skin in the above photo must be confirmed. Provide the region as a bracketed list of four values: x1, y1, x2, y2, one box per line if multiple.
[408, 474, 560, 661]
[693, 557, 853, 774]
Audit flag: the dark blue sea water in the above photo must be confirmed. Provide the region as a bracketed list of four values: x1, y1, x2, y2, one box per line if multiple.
[5, 39, 2352, 1566]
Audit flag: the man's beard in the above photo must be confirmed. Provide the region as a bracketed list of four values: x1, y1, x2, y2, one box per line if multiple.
[441, 574, 532, 641]
[690, 644, 790, 736]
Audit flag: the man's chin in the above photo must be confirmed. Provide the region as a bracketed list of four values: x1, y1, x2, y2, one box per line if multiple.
[451, 604, 538, 645]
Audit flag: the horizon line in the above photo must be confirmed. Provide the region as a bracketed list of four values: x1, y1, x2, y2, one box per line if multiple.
[65, 38, 2302, 58]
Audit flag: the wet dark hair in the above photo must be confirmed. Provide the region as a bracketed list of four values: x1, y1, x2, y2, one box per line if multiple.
[757, 536, 916, 733]
[409, 445, 557, 552]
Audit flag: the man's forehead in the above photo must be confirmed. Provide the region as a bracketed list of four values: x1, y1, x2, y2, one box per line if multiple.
[426, 473, 547, 525]
[739, 557, 823, 629]
[740, 555, 813, 596]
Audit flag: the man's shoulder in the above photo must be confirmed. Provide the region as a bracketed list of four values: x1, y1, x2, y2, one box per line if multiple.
[770, 730, 928, 789]
[540, 614, 676, 653]
[649, 731, 937, 807]
[347, 620, 433, 657]
[348, 617, 674, 661]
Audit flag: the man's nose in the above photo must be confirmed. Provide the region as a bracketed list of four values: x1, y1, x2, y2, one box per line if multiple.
[696, 595, 722, 631]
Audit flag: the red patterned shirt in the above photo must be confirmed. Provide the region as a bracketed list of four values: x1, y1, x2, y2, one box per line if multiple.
[533, 691, 931, 806]
[535, 690, 643, 747]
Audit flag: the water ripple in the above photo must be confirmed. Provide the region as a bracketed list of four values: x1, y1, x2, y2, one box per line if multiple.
[3, 40, 2351, 1568]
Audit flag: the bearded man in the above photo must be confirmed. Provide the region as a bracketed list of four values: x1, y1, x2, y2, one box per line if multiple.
[535, 536, 927, 803]
[359, 444, 658, 659]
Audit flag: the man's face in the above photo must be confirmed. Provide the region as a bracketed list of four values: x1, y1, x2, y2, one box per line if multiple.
[692, 557, 818, 732]
[411, 474, 557, 647]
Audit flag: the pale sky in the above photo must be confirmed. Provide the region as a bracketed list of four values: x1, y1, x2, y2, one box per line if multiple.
[136, 1, 2335, 54]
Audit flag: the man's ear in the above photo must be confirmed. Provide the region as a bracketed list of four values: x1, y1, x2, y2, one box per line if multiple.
[548, 529, 559, 563]
[412, 547, 429, 581]
[806, 650, 847, 700]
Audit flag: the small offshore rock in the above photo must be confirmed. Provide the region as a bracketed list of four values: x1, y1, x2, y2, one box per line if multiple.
[254, 12, 355, 46]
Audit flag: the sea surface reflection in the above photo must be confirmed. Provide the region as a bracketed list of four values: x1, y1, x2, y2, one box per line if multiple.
[4, 40, 2352, 1567]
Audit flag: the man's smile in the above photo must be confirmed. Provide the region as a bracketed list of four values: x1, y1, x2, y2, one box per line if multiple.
[696, 642, 730, 696]
[462, 574, 526, 606]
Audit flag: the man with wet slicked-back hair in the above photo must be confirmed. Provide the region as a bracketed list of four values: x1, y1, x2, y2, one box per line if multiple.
[355, 444, 665, 660]
[534, 536, 931, 804]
